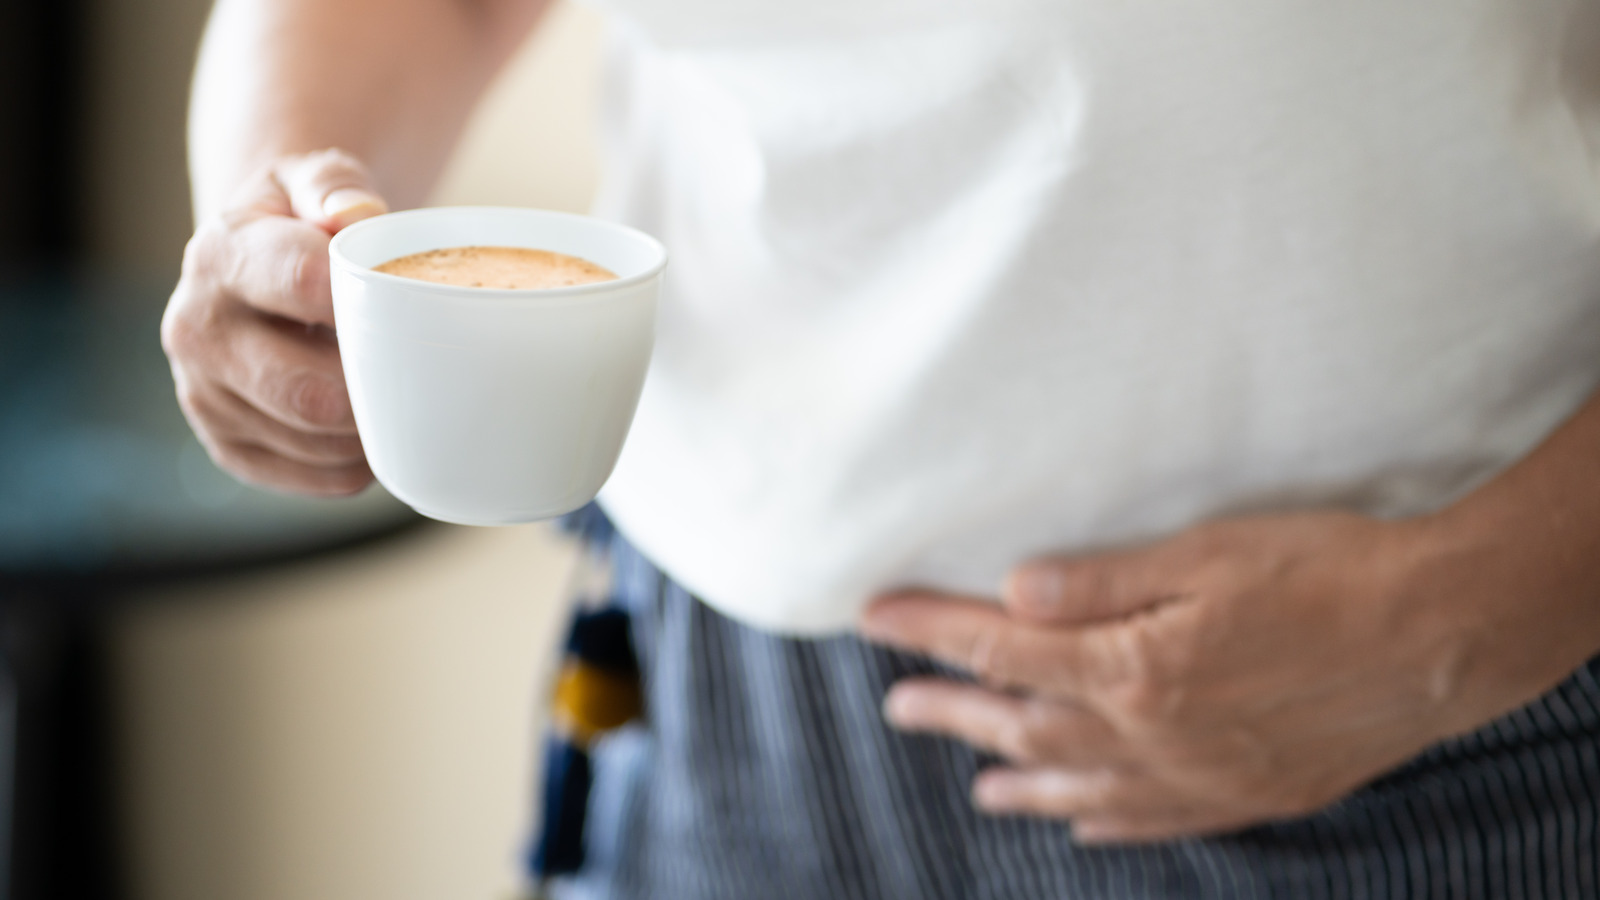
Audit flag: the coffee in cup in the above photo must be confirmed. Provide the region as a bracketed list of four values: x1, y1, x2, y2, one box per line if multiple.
[328, 207, 667, 525]
[373, 246, 617, 290]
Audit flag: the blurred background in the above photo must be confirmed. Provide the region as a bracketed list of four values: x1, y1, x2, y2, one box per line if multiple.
[0, 1, 607, 897]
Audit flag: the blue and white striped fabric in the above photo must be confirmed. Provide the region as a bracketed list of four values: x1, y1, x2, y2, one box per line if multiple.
[551, 512, 1600, 899]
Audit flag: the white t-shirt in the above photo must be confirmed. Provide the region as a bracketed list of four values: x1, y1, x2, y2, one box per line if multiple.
[590, 0, 1600, 634]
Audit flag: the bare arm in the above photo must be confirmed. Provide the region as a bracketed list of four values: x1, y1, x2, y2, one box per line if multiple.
[190, 0, 550, 216]
[165, 0, 550, 496]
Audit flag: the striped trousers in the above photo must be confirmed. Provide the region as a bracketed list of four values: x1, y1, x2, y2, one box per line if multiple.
[553, 516, 1600, 899]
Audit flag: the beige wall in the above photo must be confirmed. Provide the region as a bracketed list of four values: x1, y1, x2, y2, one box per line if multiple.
[114, 524, 579, 900]
[83, 0, 214, 275]
[106, 3, 606, 899]
[430, 2, 603, 214]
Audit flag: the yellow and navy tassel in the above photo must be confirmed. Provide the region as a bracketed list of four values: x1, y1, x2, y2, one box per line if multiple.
[528, 605, 642, 883]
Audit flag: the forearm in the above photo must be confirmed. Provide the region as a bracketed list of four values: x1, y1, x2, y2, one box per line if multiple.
[1410, 386, 1600, 731]
[188, 0, 550, 218]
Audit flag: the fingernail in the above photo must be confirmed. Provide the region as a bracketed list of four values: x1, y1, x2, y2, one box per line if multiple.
[322, 188, 387, 229]
[882, 688, 918, 725]
[972, 774, 1011, 812]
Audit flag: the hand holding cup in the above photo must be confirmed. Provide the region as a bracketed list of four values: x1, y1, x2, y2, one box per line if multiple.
[162, 149, 388, 496]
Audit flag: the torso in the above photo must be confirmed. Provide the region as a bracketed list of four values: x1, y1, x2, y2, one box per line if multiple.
[588, 0, 1600, 632]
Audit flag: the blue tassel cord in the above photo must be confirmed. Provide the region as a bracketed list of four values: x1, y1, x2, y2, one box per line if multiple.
[528, 506, 642, 892]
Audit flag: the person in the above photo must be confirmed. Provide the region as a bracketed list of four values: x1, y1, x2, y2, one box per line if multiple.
[162, 0, 1600, 896]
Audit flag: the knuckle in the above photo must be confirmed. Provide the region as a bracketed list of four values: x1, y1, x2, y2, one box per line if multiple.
[286, 246, 330, 300]
[160, 294, 215, 361]
[283, 373, 348, 427]
[996, 717, 1039, 763]
[1104, 640, 1178, 727]
[161, 286, 233, 365]
[310, 146, 360, 170]
[179, 225, 222, 281]
[173, 380, 207, 420]
[302, 147, 369, 186]
[167, 229, 239, 360]
[965, 624, 1009, 685]
[205, 440, 255, 482]
[159, 304, 193, 358]
[998, 704, 1059, 764]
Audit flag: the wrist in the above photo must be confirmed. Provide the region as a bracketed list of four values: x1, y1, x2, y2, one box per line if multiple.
[1391, 501, 1600, 737]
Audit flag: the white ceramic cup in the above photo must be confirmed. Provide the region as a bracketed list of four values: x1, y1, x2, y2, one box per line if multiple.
[328, 206, 666, 525]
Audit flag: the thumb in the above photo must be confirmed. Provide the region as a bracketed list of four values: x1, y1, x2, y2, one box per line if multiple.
[1002, 547, 1178, 626]
[274, 148, 389, 232]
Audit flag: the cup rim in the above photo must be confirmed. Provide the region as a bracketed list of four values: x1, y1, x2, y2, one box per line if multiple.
[327, 205, 669, 300]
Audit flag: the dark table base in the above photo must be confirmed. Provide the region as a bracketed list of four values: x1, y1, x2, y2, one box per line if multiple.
[0, 591, 120, 900]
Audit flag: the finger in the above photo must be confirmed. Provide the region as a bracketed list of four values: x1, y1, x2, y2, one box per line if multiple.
[971, 767, 1167, 820]
[216, 165, 294, 224]
[274, 149, 388, 232]
[206, 439, 373, 498]
[210, 214, 338, 326]
[883, 678, 1130, 767]
[185, 382, 366, 466]
[217, 311, 357, 433]
[1069, 810, 1258, 845]
[1003, 545, 1187, 626]
[860, 593, 1129, 695]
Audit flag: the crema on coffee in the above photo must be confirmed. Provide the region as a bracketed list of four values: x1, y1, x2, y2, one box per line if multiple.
[373, 246, 617, 290]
